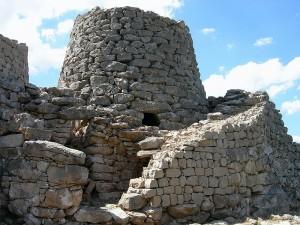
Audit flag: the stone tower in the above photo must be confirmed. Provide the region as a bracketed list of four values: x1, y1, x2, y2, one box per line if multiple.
[59, 7, 208, 130]
[1, 6, 300, 225]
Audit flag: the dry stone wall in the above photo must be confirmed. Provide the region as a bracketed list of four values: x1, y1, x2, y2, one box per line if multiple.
[119, 91, 300, 224]
[59, 7, 208, 130]
[0, 6, 300, 225]
[0, 34, 28, 93]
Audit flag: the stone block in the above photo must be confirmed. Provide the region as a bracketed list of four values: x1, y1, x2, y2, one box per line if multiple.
[138, 137, 164, 150]
[119, 193, 146, 210]
[161, 194, 170, 207]
[9, 182, 39, 199]
[195, 167, 204, 176]
[166, 168, 181, 177]
[164, 186, 174, 194]
[23, 140, 86, 165]
[108, 207, 130, 224]
[150, 196, 161, 207]
[144, 179, 158, 188]
[183, 168, 195, 176]
[167, 204, 199, 218]
[0, 134, 23, 147]
[47, 165, 88, 186]
[31, 207, 65, 219]
[141, 188, 156, 198]
[192, 192, 203, 205]
[43, 188, 82, 209]
[74, 206, 112, 223]
[213, 167, 228, 177]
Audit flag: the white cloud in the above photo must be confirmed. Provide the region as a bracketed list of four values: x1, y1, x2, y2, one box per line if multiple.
[0, 0, 183, 77]
[56, 19, 74, 35]
[267, 82, 293, 97]
[201, 27, 216, 35]
[293, 136, 300, 143]
[203, 57, 300, 97]
[218, 66, 225, 72]
[226, 43, 234, 50]
[41, 28, 56, 41]
[254, 37, 273, 47]
[41, 19, 74, 41]
[281, 100, 300, 115]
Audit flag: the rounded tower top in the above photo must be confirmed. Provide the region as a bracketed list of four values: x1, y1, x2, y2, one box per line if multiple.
[59, 7, 208, 129]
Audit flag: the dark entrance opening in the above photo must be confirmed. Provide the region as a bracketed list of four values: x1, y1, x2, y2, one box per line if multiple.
[142, 113, 160, 126]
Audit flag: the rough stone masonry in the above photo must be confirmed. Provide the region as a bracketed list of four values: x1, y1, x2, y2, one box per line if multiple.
[0, 6, 299, 225]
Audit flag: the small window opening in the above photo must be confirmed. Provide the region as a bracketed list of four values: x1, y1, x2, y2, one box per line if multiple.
[142, 113, 160, 126]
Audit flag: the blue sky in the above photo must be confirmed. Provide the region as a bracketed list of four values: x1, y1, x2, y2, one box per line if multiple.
[1, 0, 299, 142]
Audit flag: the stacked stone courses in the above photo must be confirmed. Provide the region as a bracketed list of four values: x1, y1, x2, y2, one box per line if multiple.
[59, 7, 208, 130]
[0, 34, 28, 92]
[0, 6, 300, 225]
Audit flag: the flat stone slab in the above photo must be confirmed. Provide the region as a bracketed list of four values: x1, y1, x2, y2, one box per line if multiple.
[137, 150, 159, 158]
[23, 140, 86, 165]
[138, 136, 164, 150]
[107, 207, 130, 224]
[74, 206, 112, 223]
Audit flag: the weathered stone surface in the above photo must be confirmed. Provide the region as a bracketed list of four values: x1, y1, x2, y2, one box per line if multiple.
[8, 159, 41, 180]
[22, 127, 52, 141]
[74, 206, 112, 223]
[9, 182, 39, 199]
[31, 207, 65, 218]
[167, 204, 199, 218]
[132, 100, 171, 114]
[51, 97, 85, 106]
[166, 169, 181, 178]
[1, 7, 300, 225]
[23, 140, 86, 164]
[137, 149, 159, 158]
[127, 211, 147, 225]
[0, 134, 23, 147]
[43, 188, 82, 209]
[106, 61, 127, 72]
[47, 165, 88, 185]
[119, 193, 146, 210]
[138, 137, 164, 150]
[108, 207, 130, 224]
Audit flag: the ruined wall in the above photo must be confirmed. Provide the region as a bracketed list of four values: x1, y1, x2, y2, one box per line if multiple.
[59, 7, 208, 130]
[1, 7, 300, 225]
[118, 91, 300, 224]
[0, 34, 28, 93]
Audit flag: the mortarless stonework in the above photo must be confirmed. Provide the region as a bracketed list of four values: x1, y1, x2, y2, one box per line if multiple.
[0, 6, 300, 225]
[0, 34, 28, 92]
[59, 7, 208, 130]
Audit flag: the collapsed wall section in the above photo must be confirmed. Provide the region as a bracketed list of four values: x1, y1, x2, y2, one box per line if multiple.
[118, 91, 300, 224]
[59, 7, 208, 130]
